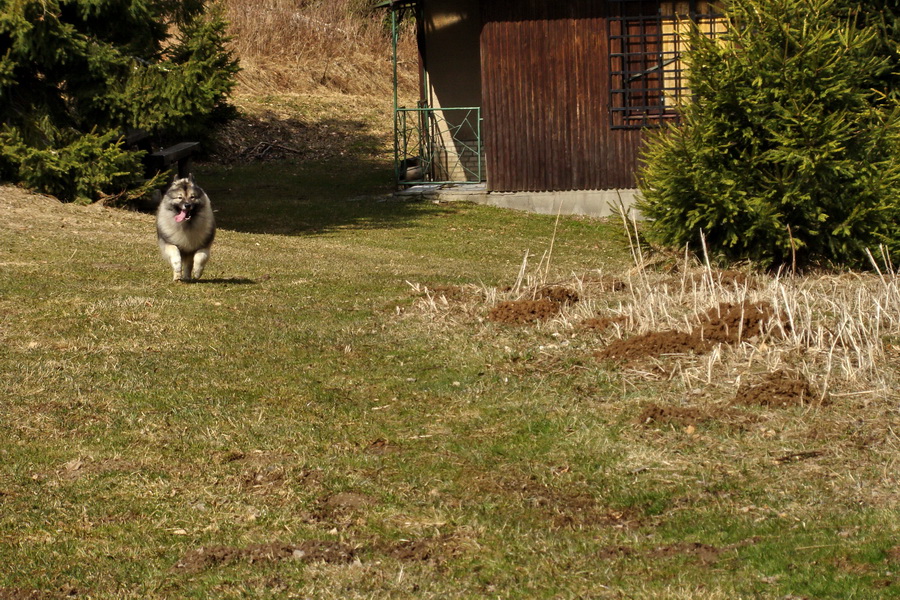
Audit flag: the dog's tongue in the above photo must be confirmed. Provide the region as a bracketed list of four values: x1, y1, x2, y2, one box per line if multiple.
[175, 208, 189, 223]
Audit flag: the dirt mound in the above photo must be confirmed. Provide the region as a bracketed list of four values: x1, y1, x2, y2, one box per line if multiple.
[648, 542, 724, 565]
[537, 286, 580, 305]
[583, 314, 628, 332]
[239, 465, 288, 491]
[636, 403, 710, 427]
[322, 491, 376, 511]
[174, 540, 355, 573]
[488, 286, 579, 325]
[488, 298, 561, 324]
[580, 274, 628, 292]
[689, 270, 753, 288]
[425, 284, 468, 302]
[697, 301, 785, 344]
[734, 370, 824, 407]
[596, 330, 714, 362]
[597, 301, 784, 362]
[886, 546, 900, 563]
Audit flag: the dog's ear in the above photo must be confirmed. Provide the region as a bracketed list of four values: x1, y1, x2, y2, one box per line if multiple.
[188, 173, 195, 183]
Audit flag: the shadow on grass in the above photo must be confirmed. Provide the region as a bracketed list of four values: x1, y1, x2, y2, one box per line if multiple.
[195, 154, 456, 237]
[191, 277, 257, 285]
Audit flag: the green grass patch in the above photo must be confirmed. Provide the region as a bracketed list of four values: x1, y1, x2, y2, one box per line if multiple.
[1, 156, 899, 599]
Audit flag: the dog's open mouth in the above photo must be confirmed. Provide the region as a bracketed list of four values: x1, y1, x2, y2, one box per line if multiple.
[174, 206, 193, 223]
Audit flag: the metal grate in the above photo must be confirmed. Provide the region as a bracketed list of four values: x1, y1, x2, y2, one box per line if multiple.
[395, 106, 483, 186]
[609, 0, 724, 129]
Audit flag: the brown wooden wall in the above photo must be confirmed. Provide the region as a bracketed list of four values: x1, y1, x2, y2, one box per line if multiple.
[479, 0, 645, 192]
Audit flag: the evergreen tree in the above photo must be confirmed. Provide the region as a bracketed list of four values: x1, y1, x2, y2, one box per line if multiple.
[638, 0, 900, 269]
[0, 0, 239, 203]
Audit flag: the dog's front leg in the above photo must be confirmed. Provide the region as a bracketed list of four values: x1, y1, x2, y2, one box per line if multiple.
[181, 252, 195, 282]
[191, 247, 211, 280]
[161, 244, 183, 282]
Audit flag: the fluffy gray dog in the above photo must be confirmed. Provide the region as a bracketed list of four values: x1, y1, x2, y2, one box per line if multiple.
[156, 175, 215, 282]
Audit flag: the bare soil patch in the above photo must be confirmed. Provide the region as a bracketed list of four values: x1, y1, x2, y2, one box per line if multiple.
[174, 540, 355, 574]
[734, 370, 824, 408]
[383, 534, 461, 564]
[635, 404, 712, 428]
[579, 274, 629, 292]
[537, 286, 580, 305]
[209, 108, 367, 164]
[647, 542, 724, 565]
[688, 269, 754, 289]
[0, 590, 77, 600]
[482, 475, 642, 530]
[596, 301, 784, 363]
[488, 286, 579, 325]
[323, 492, 377, 511]
[583, 314, 629, 332]
[425, 284, 468, 302]
[597, 537, 760, 565]
[597, 330, 714, 362]
[696, 301, 785, 344]
[488, 298, 562, 325]
[366, 438, 402, 455]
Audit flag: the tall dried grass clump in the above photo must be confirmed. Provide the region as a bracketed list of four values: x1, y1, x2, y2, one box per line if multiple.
[223, 0, 418, 97]
[408, 240, 900, 399]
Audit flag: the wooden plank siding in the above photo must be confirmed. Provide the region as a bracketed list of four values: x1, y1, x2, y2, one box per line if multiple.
[479, 0, 645, 192]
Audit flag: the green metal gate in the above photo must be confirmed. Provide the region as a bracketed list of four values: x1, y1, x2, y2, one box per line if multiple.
[395, 105, 482, 185]
[386, 0, 483, 187]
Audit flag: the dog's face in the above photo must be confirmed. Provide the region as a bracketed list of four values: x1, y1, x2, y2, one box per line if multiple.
[161, 176, 209, 224]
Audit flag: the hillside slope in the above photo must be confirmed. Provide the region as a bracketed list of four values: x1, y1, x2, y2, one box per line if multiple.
[208, 0, 416, 165]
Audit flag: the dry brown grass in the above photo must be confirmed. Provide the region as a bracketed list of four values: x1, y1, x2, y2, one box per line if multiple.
[223, 0, 418, 98]
[408, 250, 900, 401]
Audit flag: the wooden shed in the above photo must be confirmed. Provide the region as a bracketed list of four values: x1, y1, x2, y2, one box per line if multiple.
[383, 0, 722, 197]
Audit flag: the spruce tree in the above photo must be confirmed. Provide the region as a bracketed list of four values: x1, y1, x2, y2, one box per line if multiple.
[638, 0, 900, 269]
[0, 0, 239, 203]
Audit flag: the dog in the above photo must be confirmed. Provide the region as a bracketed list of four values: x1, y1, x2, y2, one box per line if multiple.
[156, 174, 215, 282]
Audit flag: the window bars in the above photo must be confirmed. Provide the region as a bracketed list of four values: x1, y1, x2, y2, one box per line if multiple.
[609, 0, 724, 128]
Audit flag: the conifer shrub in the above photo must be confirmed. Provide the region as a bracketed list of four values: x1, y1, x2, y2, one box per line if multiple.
[0, 0, 239, 203]
[638, 0, 900, 269]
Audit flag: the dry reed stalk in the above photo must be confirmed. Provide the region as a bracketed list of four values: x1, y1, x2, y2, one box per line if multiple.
[410, 219, 900, 399]
[610, 265, 894, 395]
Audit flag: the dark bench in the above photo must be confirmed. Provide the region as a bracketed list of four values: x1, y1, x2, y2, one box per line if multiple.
[146, 141, 200, 179]
[119, 130, 201, 211]
[121, 130, 200, 179]
[123, 128, 152, 149]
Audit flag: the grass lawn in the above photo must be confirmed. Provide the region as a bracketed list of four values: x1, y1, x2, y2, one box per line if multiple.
[2, 156, 900, 599]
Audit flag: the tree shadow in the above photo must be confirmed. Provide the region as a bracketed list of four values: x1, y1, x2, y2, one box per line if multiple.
[193, 113, 461, 236]
[191, 277, 257, 285]
[197, 156, 455, 237]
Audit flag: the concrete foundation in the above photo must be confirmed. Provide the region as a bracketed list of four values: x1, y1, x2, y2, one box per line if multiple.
[395, 184, 642, 219]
